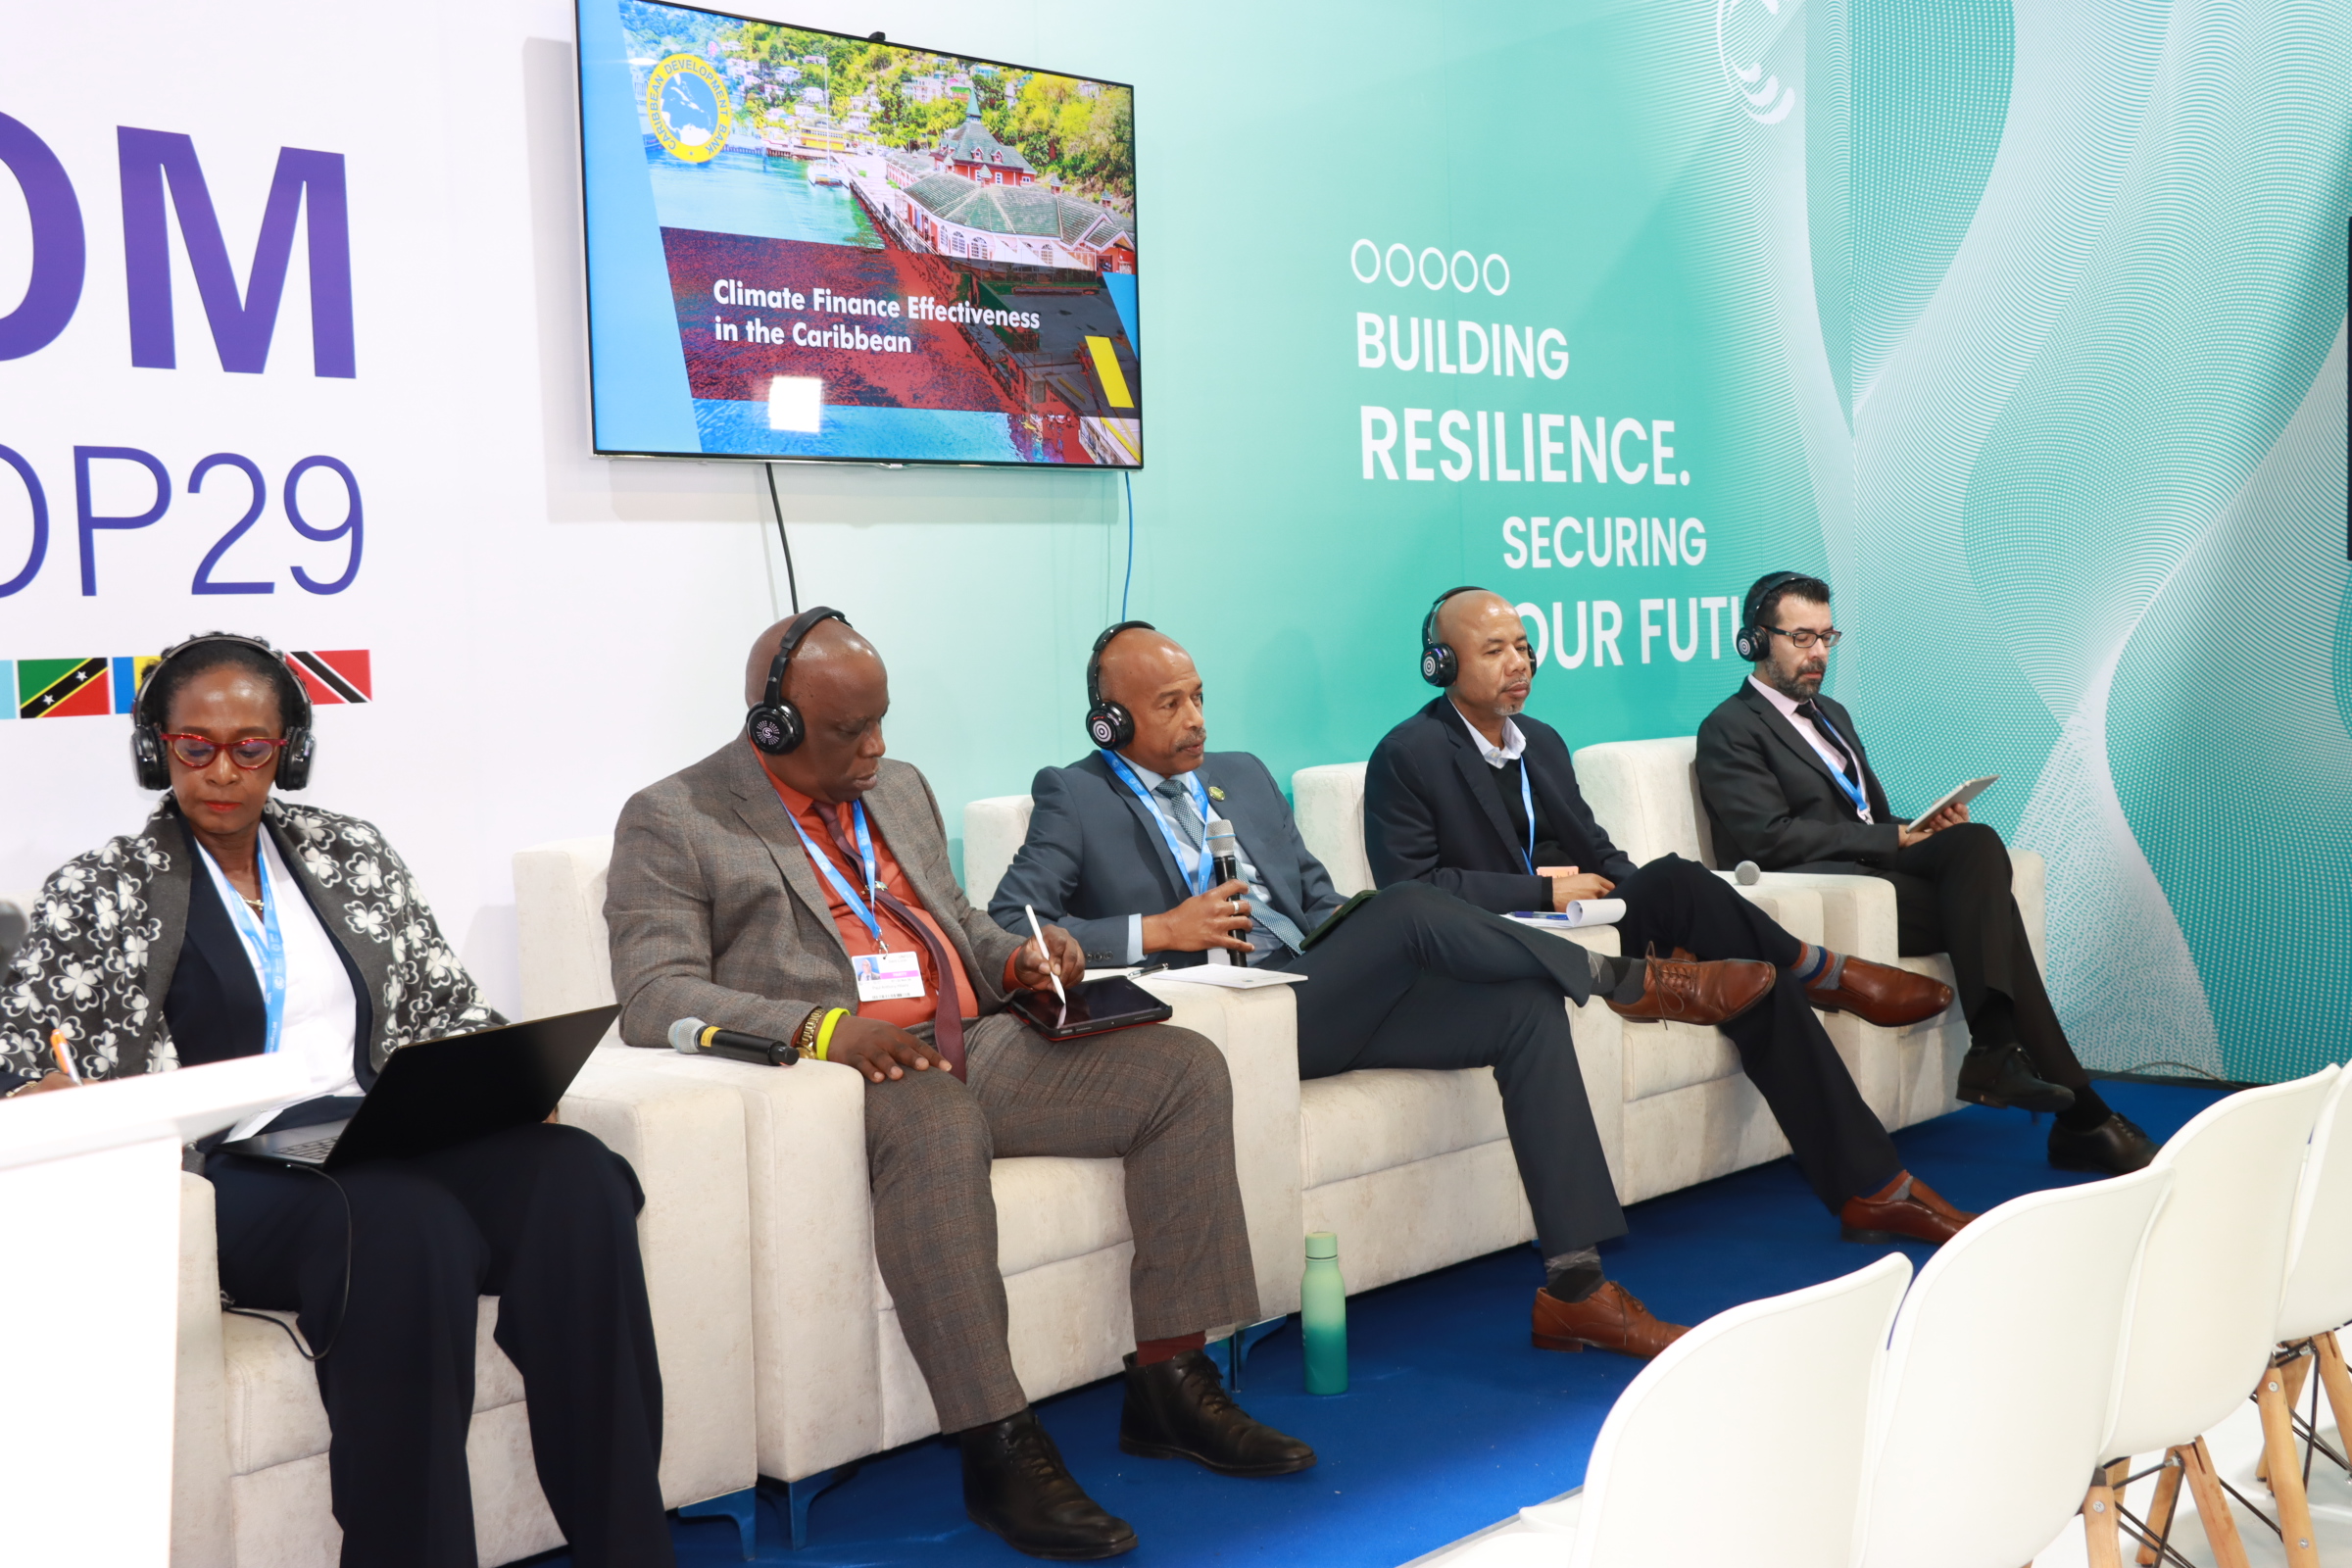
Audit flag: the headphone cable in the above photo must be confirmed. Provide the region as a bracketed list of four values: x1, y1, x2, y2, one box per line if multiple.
[1120, 469, 1135, 620]
[765, 463, 800, 614]
[220, 1163, 353, 1361]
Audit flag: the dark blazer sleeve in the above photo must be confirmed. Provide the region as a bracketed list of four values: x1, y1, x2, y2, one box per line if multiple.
[989, 766, 1136, 966]
[1243, 754, 1342, 927]
[1694, 704, 1902, 867]
[1363, 733, 1549, 912]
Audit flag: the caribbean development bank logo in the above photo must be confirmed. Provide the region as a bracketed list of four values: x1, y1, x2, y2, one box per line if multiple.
[0, 649, 370, 720]
[1717, 0, 1796, 125]
[647, 53, 731, 164]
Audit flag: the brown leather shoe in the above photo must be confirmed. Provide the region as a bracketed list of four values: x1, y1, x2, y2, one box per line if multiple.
[1532, 1281, 1690, 1359]
[1606, 946, 1775, 1026]
[1804, 956, 1953, 1028]
[1838, 1173, 1977, 1246]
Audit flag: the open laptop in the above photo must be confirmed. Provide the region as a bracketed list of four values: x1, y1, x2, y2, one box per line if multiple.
[218, 1004, 619, 1172]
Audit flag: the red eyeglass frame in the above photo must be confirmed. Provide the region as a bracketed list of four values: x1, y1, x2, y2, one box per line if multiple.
[158, 732, 289, 771]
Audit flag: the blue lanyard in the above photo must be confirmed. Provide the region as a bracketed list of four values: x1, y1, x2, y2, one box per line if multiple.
[205, 841, 287, 1054]
[783, 800, 891, 950]
[1511, 760, 1535, 874]
[1803, 710, 1873, 817]
[1101, 750, 1214, 896]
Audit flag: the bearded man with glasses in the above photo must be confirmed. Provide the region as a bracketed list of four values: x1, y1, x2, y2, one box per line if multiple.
[1695, 573, 2157, 1176]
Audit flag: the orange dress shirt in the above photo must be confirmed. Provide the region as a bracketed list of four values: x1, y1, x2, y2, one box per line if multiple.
[765, 773, 985, 1030]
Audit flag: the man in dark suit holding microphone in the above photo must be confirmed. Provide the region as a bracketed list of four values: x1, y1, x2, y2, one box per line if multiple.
[1693, 571, 2156, 1175]
[1363, 588, 1976, 1252]
[997, 621, 1813, 1360]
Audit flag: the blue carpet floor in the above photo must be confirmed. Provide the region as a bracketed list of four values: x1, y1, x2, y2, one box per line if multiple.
[544, 1080, 2223, 1568]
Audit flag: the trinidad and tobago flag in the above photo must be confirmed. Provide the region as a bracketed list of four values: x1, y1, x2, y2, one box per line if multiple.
[0, 650, 370, 719]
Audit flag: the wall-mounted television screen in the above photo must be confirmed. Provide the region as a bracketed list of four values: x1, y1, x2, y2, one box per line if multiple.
[576, 1, 1140, 466]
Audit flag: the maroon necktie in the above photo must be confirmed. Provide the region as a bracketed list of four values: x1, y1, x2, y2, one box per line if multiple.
[815, 805, 967, 1080]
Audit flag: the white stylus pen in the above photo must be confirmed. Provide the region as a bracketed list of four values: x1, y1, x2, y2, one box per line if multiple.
[1022, 904, 1067, 1004]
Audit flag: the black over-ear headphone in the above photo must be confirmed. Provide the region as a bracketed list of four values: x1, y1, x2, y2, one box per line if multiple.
[1734, 571, 1817, 662]
[132, 632, 317, 792]
[747, 607, 850, 755]
[1419, 585, 1490, 687]
[1084, 620, 1155, 750]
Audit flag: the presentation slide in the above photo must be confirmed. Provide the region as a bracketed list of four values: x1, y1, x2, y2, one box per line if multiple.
[578, 1, 1142, 466]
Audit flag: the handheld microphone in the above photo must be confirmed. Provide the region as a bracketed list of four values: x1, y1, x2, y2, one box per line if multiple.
[1734, 860, 1761, 885]
[668, 1016, 800, 1066]
[1205, 818, 1241, 888]
[1204, 818, 1243, 968]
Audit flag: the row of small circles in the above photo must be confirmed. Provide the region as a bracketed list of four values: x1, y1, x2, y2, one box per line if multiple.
[1350, 241, 1511, 296]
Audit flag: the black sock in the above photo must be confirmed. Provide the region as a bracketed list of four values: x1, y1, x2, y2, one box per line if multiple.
[1968, 993, 2019, 1054]
[1544, 1248, 1605, 1301]
[2057, 1082, 2113, 1131]
[1587, 953, 1636, 994]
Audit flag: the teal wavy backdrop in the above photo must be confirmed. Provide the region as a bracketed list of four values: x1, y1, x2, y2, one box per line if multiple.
[1148, 0, 2343, 1083]
[748, 0, 2348, 1085]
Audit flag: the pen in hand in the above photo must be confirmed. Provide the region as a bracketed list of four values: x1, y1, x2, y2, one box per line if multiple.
[49, 1028, 81, 1085]
[1022, 904, 1067, 1005]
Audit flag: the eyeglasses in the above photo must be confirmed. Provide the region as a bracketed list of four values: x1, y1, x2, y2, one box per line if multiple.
[160, 733, 288, 771]
[1767, 626, 1843, 651]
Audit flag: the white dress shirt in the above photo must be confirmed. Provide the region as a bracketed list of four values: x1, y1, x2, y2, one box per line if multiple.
[199, 831, 363, 1139]
[1746, 674, 1874, 823]
[1450, 701, 1528, 768]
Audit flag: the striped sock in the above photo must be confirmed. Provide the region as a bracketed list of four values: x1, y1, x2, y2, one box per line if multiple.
[1790, 943, 1834, 985]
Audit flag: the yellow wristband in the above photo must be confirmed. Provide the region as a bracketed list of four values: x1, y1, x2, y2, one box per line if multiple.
[813, 1007, 849, 1062]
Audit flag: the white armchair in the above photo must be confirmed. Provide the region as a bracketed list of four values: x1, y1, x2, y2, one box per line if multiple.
[1279, 773, 1854, 1208]
[964, 789, 1758, 1290]
[512, 834, 1302, 1545]
[1569, 735, 2048, 1128]
[169, 1060, 759, 1567]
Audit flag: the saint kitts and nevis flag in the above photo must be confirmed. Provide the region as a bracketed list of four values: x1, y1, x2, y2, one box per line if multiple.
[0, 650, 370, 719]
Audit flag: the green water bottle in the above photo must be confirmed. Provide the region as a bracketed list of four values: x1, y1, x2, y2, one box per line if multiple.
[1301, 1231, 1347, 1395]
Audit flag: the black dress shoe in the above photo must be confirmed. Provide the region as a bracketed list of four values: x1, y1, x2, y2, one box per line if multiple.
[961, 1407, 1137, 1560]
[1118, 1349, 1316, 1476]
[2049, 1112, 2161, 1175]
[1956, 1044, 2076, 1114]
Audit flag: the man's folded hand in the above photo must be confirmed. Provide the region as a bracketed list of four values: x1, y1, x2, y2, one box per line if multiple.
[826, 1014, 943, 1083]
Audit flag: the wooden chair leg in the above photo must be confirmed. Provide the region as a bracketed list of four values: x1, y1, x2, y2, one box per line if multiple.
[2136, 1453, 2184, 1567]
[2180, 1437, 2255, 1568]
[2317, 1332, 2352, 1460]
[2257, 1348, 2313, 1485]
[2257, 1367, 2322, 1568]
[2085, 1477, 2126, 1568]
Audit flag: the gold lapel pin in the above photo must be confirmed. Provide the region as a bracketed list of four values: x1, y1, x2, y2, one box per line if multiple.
[1207, 785, 1225, 801]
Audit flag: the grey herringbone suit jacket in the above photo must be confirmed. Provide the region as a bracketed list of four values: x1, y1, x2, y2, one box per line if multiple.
[605, 739, 1026, 1049]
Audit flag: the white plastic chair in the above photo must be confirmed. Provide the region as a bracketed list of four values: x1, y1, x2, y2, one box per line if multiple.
[1850, 1163, 2172, 1568]
[1509, 1254, 1911, 1568]
[2085, 1067, 2338, 1568]
[2140, 1065, 2352, 1568]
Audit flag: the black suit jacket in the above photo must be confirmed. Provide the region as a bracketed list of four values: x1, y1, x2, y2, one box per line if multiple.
[991, 750, 1342, 967]
[1693, 680, 1905, 869]
[1364, 696, 1641, 915]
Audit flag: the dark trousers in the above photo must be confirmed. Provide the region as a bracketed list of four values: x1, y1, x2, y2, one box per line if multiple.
[1273, 879, 1626, 1258]
[207, 1123, 672, 1568]
[867, 1014, 1262, 1435]
[1613, 856, 1905, 1210]
[1790, 821, 2088, 1090]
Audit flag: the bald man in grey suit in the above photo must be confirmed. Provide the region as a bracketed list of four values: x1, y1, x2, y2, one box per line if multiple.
[604, 610, 1310, 1562]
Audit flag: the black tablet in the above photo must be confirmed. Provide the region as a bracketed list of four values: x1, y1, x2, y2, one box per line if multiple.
[1004, 976, 1175, 1041]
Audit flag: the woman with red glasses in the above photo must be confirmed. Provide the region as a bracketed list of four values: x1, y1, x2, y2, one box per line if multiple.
[0, 632, 674, 1568]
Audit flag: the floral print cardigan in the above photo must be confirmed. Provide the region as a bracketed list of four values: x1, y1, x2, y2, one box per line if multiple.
[1, 799, 500, 1088]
